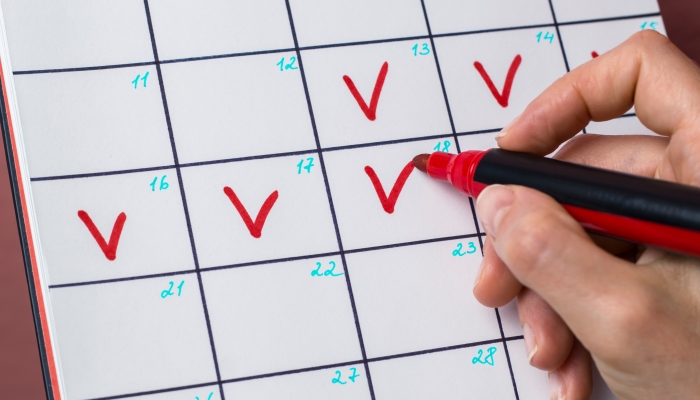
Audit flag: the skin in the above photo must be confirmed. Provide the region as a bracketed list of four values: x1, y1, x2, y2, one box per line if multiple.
[472, 30, 700, 399]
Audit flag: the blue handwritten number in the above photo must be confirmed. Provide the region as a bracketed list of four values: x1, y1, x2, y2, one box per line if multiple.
[453, 242, 477, 256]
[132, 72, 149, 88]
[641, 21, 658, 31]
[161, 280, 184, 298]
[277, 56, 299, 71]
[297, 158, 315, 174]
[311, 261, 344, 277]
[536, 31, 555, 43]
[433, 140, 451, 152]
[412, 43, 430, 56]
[332, 368, 359, 384]
[332, 370, 347, 385]
[195, 393, 213, 400]
[150, 175, 169, 191]
[472, 347, 497, 366]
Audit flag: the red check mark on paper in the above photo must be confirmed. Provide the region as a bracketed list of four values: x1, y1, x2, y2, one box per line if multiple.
[343, 61, 389, 121]
[474, 55, 522, 108]
[77, 211, 127, 261]
[224, 187, 278, 238]
[364, 161, 415, 214]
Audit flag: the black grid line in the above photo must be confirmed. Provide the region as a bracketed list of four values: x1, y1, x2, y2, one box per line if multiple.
[142, 1, 225, 398]
[27, 108, 643, 184]
[496, 308, 520, 400]
[11, 12, 660, 77]
[283, 1, 376, 398]
[47, 233, 486, 290]
[87, 335, 525, 400]
[548, 0, 572, 73]
[420, 2, 521, 398]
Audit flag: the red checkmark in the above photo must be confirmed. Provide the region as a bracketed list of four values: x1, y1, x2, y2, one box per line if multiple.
[224, 187, 278, 238]
[474, 55, 522, 108]
[343, 61, 389, 121]
[591, 51, 600, 58]
[364, 161, 415, 214]
[77, 210, 127, 261]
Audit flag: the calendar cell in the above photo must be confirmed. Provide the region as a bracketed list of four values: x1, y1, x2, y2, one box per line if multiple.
[551, 0, 660, 24]
[49, 275, 217, 399]
[148, 0, 294, 60]
[202, 257, 363, 379]
[323, 139, 477, 251]
[423, 0, 553, 35]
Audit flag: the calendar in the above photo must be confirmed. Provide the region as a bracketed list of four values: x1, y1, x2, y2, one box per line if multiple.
[0, 1, 663, 399]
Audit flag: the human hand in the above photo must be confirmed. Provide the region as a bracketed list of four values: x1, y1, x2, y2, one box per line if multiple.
[472, 30, 700, 400]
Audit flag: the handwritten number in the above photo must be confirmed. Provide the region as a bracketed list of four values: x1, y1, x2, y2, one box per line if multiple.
[297, 158, 315, 174]
[277, 56, 299, 71]
[433, 140, 451, 152]
[195, 393, 214, 400]
[641, 21, 658, 31]
[412, 43, 430, 56]
[453, 242, 476, 257]
[132, 72, 149, 88]
[536, 31, 554, 43]
[311, 261, 344, 277]
[150, 175, 169, 191]
[472, 347, 497, 366]
[332, 368, 360, 384]
[161, 280, 185, 298]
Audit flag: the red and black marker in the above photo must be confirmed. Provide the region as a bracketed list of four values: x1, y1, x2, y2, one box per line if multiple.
[413, 149, 700, 258]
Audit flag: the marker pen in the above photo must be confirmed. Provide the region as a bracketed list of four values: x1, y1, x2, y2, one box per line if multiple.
[413, 149, 700, 258]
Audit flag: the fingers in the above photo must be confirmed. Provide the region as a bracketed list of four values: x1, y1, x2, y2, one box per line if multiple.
[473, 235, 522, 308]
[517, 288, 573, 372]
[497, 30, 700, 156]
[550, 340, 593, 400]
[554, 134, 668, 177]
[475, 184, 639, 341]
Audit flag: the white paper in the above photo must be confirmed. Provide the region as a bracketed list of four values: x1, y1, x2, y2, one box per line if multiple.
[0, 0, 662, 398]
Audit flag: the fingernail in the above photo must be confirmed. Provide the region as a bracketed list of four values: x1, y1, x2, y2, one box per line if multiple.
[473, 261, 485, 289]
[497, 115, 520, 139]
[476, 185, 515, 238]
[549, 372, 566, 400]
[523, 323, 538, 365]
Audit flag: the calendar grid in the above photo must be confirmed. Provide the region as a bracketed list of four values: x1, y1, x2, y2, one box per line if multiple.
[283, 1, 377, 398]
[141, 1, 226, 399]
[86, 334, 525, 400]
[11, 12, 660, 76]
[10, 2, 662, 398]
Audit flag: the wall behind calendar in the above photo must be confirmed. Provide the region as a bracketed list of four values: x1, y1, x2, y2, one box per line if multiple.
[0, 0, 699, 397]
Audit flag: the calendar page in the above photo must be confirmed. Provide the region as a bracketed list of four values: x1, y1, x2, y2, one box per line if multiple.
[0, 1, 663, 399]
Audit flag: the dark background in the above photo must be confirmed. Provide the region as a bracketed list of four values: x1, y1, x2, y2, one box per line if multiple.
[2, 1, 699, 397]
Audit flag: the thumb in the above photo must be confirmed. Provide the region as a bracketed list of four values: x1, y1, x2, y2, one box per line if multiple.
[475, 184, 641, 344]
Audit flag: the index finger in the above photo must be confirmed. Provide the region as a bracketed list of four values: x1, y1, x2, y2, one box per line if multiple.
[498, 30, 700, 156]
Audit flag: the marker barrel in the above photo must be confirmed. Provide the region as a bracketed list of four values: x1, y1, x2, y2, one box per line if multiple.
[427, 149, 700, 257]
